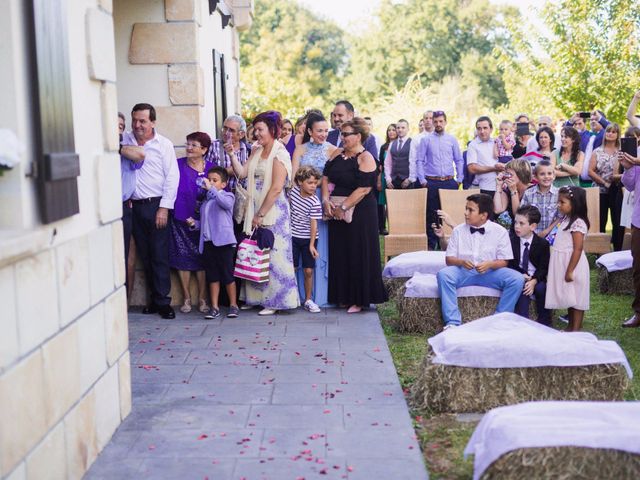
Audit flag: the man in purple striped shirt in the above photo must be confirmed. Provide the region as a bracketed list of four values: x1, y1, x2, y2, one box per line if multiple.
[415, 111, 464, 249]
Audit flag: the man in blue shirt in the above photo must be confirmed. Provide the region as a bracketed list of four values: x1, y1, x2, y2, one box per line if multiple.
[566, 111, 609, 152]
[415, 111, 464, 249]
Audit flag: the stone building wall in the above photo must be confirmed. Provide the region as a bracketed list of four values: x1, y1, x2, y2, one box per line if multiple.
[0, 0, 130, 478]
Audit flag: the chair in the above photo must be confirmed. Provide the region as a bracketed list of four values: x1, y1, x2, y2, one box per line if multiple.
[584, 187, 612, 254]
[384, 188, 428, 262]
[439, 188, 480, 238]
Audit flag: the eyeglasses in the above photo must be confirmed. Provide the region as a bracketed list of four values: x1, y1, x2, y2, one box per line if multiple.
[340, 131, 358, 137]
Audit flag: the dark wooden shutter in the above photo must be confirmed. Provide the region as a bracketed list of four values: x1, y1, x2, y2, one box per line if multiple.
[27, 0, 80, 223]
[212, 50, 228, 139]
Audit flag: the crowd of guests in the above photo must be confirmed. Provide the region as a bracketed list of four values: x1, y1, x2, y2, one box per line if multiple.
[118, 101, 387, 319]
[118, 92, 640, 329]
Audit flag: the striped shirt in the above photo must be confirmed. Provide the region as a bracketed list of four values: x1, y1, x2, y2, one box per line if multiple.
[289, 186, 322, 239]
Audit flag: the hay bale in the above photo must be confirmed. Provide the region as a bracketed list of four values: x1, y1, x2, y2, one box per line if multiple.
[395, 292, 538, 335]
[481, 446, 640, 480]
[411, 350, 629, 414]
[597, 267, 634, 295]
[382, 276, 410, 303]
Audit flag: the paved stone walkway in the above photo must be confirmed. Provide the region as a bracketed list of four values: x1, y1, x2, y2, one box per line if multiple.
[85, 307, 429, 479]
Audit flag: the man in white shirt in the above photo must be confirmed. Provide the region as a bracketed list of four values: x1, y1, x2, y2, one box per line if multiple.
[408, 110, 434, 184]
[124, 103, 180, 319]
[436, 193, 524, 328]
[467, 116, 503, 196]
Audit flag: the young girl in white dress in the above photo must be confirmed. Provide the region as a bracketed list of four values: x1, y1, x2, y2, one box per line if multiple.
[545, 186, 590, 331]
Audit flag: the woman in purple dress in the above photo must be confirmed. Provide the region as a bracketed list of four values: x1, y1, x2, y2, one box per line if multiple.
[169, 131, 214, 313]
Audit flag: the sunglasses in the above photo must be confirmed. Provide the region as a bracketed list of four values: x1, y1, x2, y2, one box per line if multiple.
[340, 131, 358, 137]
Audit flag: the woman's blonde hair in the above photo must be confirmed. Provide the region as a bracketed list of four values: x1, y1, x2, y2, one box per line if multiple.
[604, 122, 621, 149]
[505, 158, 532, 185]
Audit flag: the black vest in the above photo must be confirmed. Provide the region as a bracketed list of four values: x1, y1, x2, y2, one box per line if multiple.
[390, 138, 411, 179]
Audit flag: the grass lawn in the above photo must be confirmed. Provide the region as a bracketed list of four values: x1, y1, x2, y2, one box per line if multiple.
[378, 263, 638, 480]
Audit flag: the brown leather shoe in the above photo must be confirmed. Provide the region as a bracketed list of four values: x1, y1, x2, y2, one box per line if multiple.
[622, 315, 640, 328]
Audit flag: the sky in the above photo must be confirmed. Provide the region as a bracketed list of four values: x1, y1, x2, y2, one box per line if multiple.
[297, 0, 547, 32]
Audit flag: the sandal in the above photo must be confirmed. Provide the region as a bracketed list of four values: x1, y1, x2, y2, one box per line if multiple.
[347, 305, 362, 314]
[180, 298, 192, 313]
[198, 299, 209, 313]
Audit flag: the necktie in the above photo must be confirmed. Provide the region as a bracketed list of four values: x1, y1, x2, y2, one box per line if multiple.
[522, 241, 530, 273]
[398, 139, 403, 150]
[470, 227, 485, 235]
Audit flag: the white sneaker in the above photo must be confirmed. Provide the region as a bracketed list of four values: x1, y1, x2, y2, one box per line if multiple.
[258, 308, 277, 316]
[304, 299, 321, 313]
[443, 323, 459, 331]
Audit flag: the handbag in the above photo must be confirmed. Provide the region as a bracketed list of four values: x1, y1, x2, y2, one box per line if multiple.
[234, 232, 270, 283]
[323, 195, 354, 223]
[233, 180, 250, 224]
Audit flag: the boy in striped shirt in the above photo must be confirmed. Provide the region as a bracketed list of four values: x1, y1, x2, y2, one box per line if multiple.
[290, 166, 323, 313]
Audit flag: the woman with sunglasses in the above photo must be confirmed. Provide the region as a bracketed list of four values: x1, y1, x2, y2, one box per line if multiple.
[322, 118, 388, 313]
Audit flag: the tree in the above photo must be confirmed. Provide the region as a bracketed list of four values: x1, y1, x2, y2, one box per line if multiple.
[343, 0, 518, 110]
[239, 0, 347, 120]
[500, 0, 640, 124]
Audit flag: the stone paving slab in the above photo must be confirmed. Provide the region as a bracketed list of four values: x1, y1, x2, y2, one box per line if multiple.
[84, 308, 428, 479]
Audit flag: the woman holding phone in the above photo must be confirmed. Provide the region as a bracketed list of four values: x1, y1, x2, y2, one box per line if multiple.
[493, 158, 533, 230]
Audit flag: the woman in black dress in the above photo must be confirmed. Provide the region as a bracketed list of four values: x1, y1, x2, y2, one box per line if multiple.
[322, 117, 388, 313]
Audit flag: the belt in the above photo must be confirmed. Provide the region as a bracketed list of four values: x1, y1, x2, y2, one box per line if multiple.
[131, 196, 162, 204]
[426, 175, 454, 181]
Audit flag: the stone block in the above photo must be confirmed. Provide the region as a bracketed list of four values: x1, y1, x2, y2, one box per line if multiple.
[111, 220, 126, 288]
[64, 390, 98, 479]
[129, 23, 198, 64]
[55, 236, 90, 327]
[86, 9, 116, 82]
[0, 351, 47, 475]
[165, 0, 196, 21]
[101, 82, 120, 151]
[15, 250, 59, 355]
[97, 0, 112, 14]
[42, 324, 81, 426]
[94, 365, 121, 450]
[168, 64, 204, 105]
[96, 153, 123, 225]
[88, 225, 115, 304]
[104, 288, 128, 366]
[0, 264, 19, 369]
[118, 351, 132, 420]
[25, 423, 66, 480]
[77, 304, 107, 394]
[155, 106, 200, 147]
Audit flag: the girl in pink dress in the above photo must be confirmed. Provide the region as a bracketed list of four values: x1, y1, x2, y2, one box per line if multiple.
[545, 186, 590, 331]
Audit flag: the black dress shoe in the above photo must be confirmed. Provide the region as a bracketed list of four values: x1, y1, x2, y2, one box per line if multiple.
[622, 314, 640, 328]
[142, 304, 158, 314]
[158, 305, 176, 319]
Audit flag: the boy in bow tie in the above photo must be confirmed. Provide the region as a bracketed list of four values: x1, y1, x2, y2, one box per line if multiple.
[437, 193, 524, 329]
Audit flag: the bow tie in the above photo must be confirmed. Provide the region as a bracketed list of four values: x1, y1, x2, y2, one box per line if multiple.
[470, 227, 485, 235]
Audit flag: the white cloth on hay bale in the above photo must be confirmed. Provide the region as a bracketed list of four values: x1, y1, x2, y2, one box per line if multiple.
[464, 400, 640, 480]
[404, 272, 501, 298]
[382, 251, 446, 278]
[595, 250, 632, 272]
[428, 312, 632, 376]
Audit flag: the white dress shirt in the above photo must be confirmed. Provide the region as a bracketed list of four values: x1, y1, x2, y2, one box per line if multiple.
[408, 131, 429, 182]
[519, 234, 536, 277]
[123, 130, 179, 209]
[446, 221, 513, 265]
[466, 137, 497, 191]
